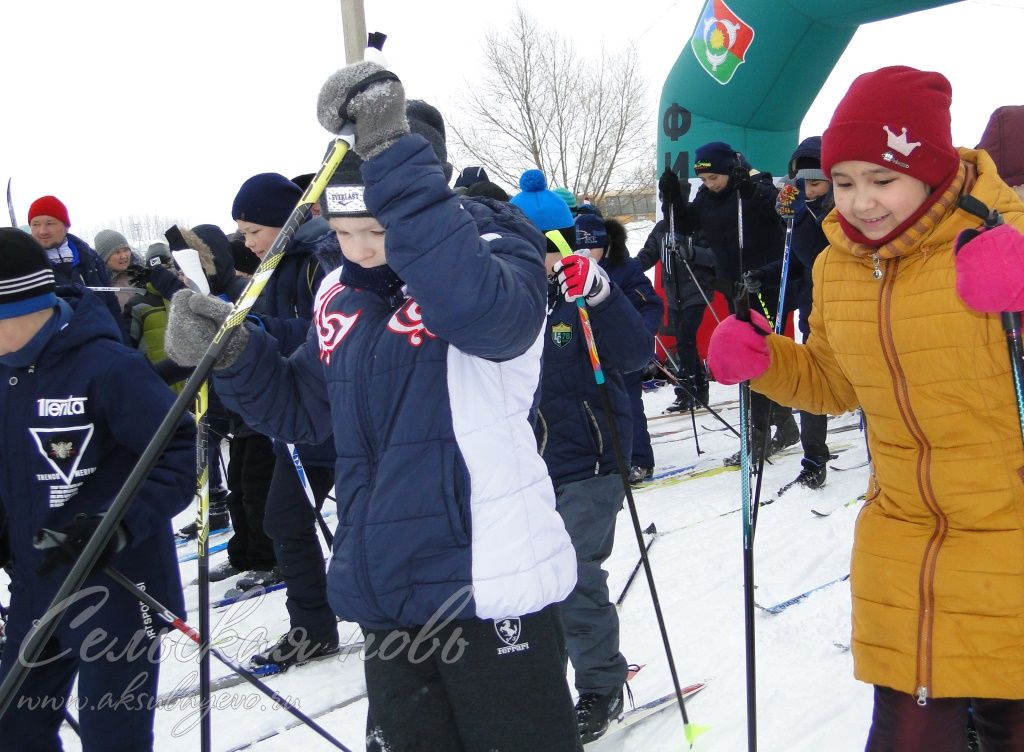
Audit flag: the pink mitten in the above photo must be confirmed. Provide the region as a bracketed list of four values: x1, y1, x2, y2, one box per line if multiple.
[955, 223, 1024, 313]
[707, 312, 771, 385]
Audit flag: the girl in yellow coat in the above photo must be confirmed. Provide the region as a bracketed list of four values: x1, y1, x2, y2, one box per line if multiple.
[708, 66, 1024, 751]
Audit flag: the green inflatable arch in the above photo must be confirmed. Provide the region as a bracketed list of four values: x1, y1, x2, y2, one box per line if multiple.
[659, 0, 957, 180]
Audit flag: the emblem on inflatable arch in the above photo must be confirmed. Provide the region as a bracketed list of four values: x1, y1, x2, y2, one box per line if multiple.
[690, 0, 755, 85]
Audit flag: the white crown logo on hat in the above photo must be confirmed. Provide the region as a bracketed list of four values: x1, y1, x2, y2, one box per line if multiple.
[883, 125, 921, 157]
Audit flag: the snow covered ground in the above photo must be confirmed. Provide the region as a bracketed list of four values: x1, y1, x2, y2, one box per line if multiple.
[35, 381, 874, 751]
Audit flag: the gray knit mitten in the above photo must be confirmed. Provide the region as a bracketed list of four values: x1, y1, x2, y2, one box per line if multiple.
[165, 289, 250, 369]
[317, 61, 409, 160]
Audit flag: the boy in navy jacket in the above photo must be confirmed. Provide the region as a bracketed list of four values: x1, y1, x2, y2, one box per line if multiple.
[0, 229, 195, 751]
[164, 66, 581, 751]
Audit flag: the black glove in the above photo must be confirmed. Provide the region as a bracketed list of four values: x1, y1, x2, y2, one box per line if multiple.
[742, 270, 763, 294]
[677, 238, 696, 263]
[317, 62, 408, 160]
[731, 167, 756, 200]
[658, 169, 683, 204]
[34, 514, 128, 576]
[127, 264, 150, 288]
[640, 359, 662, 382]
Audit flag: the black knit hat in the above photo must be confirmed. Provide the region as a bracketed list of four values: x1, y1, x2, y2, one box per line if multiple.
[319, 149, 370, 218]
[231, 173, 302, 228]
[0, 228, 57, 320]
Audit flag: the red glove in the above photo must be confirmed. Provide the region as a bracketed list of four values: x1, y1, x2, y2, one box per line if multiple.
[707, 312, 771, 385]
[553, 252, 611, 305]
[955, 223, 1024, 313]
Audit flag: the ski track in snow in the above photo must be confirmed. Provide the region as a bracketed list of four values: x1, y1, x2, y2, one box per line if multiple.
[44, 226, 879, 750]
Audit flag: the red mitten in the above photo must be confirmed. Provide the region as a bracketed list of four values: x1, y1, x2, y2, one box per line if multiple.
[955, 223, 1024, 313]
[707, 312, 771, 385]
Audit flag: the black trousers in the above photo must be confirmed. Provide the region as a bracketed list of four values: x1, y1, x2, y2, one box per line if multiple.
[0, 628, 160, 752]
[364, 604, 582, 752]
[669, 304, 707, 384]
[226, 434, 276, 571]
[263, 453, 336, 639]
[866, 685, 1024, 752]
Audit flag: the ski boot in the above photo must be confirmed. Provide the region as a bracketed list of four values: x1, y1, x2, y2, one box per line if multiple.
[175, 489, 231, 541]
[576, 687, 624, 744]
[723, 429, 767, 467]
[208, 559, 242, 583]
[234, 567, 283, 592]
[768, 415, 800, 455]
[777, 459, 827, 496]
[628, 466, 654, 485]
[248, 627, 340, 672]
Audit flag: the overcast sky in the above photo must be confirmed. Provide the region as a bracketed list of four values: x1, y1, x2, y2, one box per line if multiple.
[1, 0, 1019, 244]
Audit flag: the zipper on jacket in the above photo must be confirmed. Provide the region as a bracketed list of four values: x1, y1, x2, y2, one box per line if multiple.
[351, 308, 388, 618]
[871, 253, 883, 280]
[876, 257, 948, 705]
[582, 399, 603, 474]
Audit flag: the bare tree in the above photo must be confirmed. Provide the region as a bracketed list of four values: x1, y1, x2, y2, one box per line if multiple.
[448, 6, 654, 202]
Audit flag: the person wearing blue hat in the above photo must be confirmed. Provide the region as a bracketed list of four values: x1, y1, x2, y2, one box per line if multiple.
[515, 168, 652, 742]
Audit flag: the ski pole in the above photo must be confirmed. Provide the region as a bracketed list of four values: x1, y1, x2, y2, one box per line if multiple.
[735, 194, 758, 752]
[0, 31, 386, 727]
[286, 443, 334, 548]
[194, 382, 212, 752]
[650, 360, 739, 439]
[775, 217, 794, 336]
[735, 294, 758, 752]
[7, 178, 16, 227]
[101, 566, 353, 752]
[615, 523, 657, 607]
[547, 231, 706, 746]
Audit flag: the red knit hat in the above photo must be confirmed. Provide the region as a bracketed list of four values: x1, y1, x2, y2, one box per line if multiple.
[27, 195, 71, 228]
[822, 66, 959, 190]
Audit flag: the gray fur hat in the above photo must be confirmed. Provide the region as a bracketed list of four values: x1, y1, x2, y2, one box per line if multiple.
[94, 229, 131, 261]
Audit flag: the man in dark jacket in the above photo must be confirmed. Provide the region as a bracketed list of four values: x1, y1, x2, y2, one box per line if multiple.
[513, 170, 653, 743]
[683, 141, 800, 464]
[743, 137, 833, 491]
[26, 195, 123, 334]
[164, 72, 580, 751]
[0, 229, 194, 751]
[637, 169, 716, 412]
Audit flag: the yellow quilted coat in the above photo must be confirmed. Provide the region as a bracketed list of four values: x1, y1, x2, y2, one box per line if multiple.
[752, 148, 1024, 701]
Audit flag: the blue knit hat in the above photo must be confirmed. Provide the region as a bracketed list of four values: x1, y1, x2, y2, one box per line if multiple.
[574, 214, 608, 251]
[693, 141, 737, 175]
[231, 173, 302, 228]
[510, 170, 574, 232]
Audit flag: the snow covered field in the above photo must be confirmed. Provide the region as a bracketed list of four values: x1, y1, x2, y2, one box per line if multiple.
[39, 382, 873, 751]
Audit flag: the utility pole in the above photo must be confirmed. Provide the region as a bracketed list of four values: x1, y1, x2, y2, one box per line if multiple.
[340, 0, 367, 64]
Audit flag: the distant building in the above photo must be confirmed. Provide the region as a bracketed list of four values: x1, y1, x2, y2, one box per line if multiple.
[596, 188, 656, 223]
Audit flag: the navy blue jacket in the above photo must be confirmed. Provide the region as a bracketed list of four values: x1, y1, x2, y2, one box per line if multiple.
[249, 217, 336, 467]
[0, 289, 194, 647]
[603, 257, 664, 338]
[214, 135, 576, 630]
[538, 278, 653, 487]
[62, 234, 124, 335]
